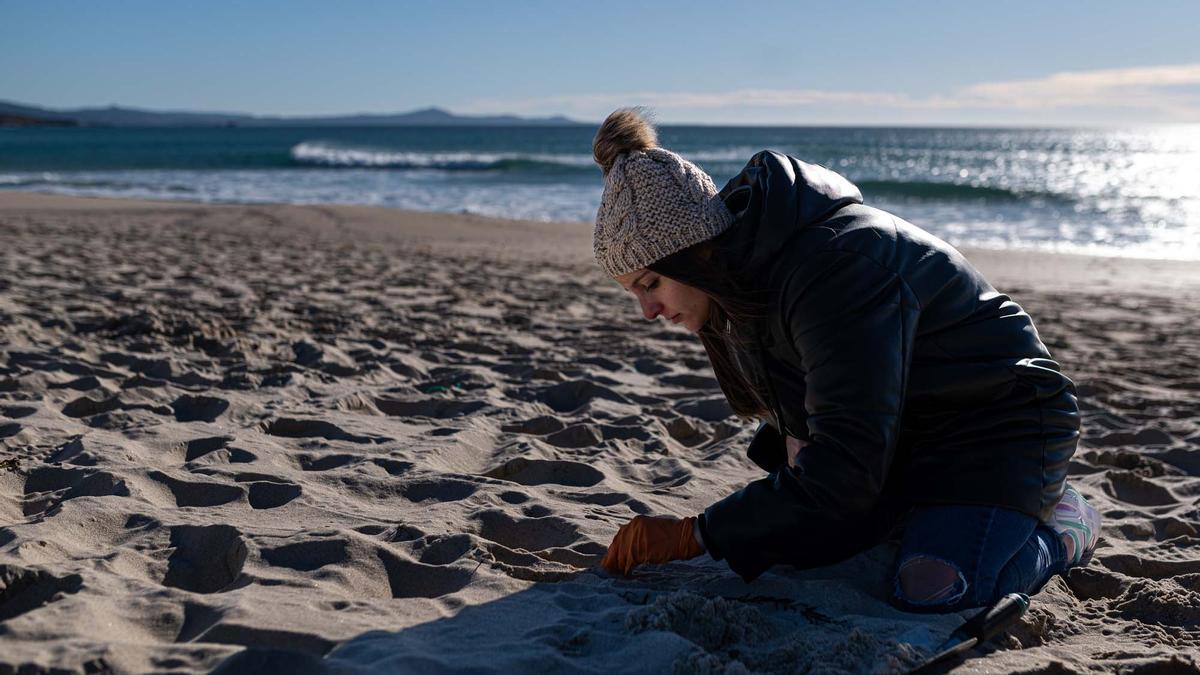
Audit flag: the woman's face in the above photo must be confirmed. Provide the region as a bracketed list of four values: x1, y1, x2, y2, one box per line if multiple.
[614, 268, 711, 333]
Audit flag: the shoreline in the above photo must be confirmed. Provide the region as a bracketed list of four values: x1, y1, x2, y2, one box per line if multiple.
[3, 190, 1199, 296]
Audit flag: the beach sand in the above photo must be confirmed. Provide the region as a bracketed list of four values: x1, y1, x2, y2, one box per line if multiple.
[1, 192, 1198, 674]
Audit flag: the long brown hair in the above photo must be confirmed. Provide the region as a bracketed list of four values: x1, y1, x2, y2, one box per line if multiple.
[647, 230, 774, 421]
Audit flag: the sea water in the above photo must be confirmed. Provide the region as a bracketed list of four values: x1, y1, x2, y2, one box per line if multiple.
[2, 124, 1197, 260]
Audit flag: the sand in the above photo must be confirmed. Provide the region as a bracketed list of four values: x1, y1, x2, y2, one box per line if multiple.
[0, 192, 1198, 674]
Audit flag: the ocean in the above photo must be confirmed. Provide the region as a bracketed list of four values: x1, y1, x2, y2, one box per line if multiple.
[2, 125, 1197, 260]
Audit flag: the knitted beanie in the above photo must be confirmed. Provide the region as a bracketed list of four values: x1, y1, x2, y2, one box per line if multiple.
[592, 108, 735, 278]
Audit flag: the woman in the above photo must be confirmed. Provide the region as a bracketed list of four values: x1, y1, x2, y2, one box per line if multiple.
[593, 108, 1102, 613]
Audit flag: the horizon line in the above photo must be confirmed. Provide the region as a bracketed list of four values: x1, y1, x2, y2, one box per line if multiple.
[6, 98, 1199, 131]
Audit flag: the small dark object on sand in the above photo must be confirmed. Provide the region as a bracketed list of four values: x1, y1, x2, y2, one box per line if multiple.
[905, 593, 1030, 674]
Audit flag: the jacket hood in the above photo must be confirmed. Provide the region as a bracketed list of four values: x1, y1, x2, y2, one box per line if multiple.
[716, 150, 863, 286]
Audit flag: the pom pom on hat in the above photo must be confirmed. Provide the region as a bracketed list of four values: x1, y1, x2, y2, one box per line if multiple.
[593, 106, 658, 175]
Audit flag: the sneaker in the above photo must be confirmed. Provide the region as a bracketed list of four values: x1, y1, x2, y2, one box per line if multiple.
[1048, 485, 1102, 567]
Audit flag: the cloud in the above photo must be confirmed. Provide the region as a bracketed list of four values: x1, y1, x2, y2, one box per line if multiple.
[462, 89, 915, 116]
[953, 63, 1200, 110]
[461, 63, 1200, 123]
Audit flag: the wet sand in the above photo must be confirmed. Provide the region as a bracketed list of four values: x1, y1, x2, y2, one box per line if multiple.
[1, 192, 1198, 673]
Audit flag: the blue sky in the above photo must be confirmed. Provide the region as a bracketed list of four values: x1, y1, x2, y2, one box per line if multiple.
[3, 0, 1199, 125]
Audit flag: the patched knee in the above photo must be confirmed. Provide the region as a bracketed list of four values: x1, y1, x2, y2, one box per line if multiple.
[895, 555, 967, 607]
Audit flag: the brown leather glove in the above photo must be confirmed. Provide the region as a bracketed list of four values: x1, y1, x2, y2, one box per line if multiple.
[601, 515, 705, 576]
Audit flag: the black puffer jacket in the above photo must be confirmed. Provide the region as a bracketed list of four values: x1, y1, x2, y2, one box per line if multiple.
[695, 150, 1080, 582]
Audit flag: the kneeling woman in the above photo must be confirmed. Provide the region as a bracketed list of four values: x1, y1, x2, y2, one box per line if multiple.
[593, 108, 1101, 613]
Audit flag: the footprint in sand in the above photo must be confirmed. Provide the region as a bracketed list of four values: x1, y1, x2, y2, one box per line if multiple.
[263, 418, 380, 444]
[260, 538, 350, 572]
[1155, 447, 1200, 475]
[2, 405, 37, 419]
[413, 533, 476, 565]
[61, 393, 173, 422]
[398, 477, 479, 503]
[296, 453, 361, 471]
[48, 375, 105, 391]
[482, 457, 604, 487]
[246, 481, 302, 509]
[21, 466, 131, 517]
[558, 491, 652, 515]
[659, 373, 720, 390]
[522, 504, 552, 518]
[192, 446, 256, 465]
[598, 422, 654, 442]
[470, 508, 581, 551]
[146, 470, 244, 508]
[60, 394, 123, 418]
[673, 397, 733, 422]
[1102, 470, 1178, 506]
[535, 380, 631, 413]
[161, 524, 248, 594]
[372, 458, 415, 476]
[1098, 548, 1200, 580]
[182, 436, 235, 462]
[382, 525, 426, 542]
[375, 548, 473, 598]
[171, 394, 230, 423]
[577, 355, 624, 372]
[499, 491, 529, 504]
[0, 564, 84, 622]
[633, 357, 671, 375]
[375, 397, 487, 419]
[1117, 516, 1198, 542]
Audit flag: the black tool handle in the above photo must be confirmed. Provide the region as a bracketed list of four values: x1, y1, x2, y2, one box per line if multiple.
[906, 593, 1031, 675]
[950, 592, 1029, 645]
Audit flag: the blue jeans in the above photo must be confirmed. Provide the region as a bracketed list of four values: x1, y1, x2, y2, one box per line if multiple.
[889, 504, 1068, 613]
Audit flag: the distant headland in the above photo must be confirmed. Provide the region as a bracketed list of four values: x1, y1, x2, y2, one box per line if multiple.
[0, 100, 587, 127]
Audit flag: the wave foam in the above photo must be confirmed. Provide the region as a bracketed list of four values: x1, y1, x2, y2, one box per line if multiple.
[289, 142, 594, 171]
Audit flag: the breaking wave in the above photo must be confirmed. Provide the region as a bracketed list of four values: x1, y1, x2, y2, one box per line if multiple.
[289, 141, 595, 172]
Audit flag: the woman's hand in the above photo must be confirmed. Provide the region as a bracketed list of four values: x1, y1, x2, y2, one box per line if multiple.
[600, 515, 705, 576]
[786, 435, 809, 468]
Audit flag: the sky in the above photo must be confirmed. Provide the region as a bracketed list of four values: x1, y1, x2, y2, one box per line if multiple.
[3, 1, 1200, 126]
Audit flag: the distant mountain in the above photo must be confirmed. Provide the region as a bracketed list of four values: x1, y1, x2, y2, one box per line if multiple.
[0, 101, 586, 127]
[278, 106, 583, 127]
[0, 113, 77, 128]
[0, 102, 80, 126]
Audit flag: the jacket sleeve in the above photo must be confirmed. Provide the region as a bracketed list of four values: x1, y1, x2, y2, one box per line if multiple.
[699, 249, 920, 582]
[746, 420, 787, 473]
